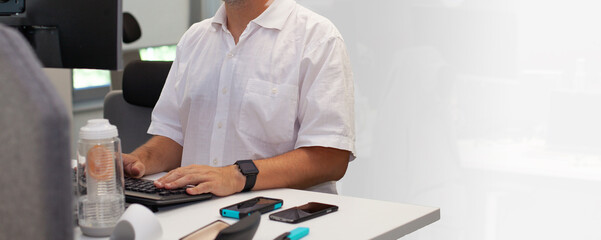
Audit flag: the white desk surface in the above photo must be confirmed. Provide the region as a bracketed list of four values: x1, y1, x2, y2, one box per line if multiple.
[75, 188, 439, 240]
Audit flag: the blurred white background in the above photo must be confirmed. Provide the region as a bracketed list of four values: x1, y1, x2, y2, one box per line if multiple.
[292, 0, 601, 239]
[63, 0, 601, 238]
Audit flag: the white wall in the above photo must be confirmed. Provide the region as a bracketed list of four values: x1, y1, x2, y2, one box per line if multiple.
[43, 68, 72, 114]
[296, 0, 601, 239]
[122, 0, 191, 50]
[200, 0, 222, 19]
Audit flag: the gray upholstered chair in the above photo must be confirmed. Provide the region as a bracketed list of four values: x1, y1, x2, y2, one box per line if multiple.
[0, 24, 73, 239]
[104, 60, 172, 153]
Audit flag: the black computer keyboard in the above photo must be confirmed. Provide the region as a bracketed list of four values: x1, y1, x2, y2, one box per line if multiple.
[124, 177, 212, 210]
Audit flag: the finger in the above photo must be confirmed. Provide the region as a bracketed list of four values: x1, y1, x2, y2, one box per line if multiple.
[123, 157, 144, 178]
[155, 169, 184, 187]
[130, 161, 145, 178]
[187, 182, 213, 195]
[156, 165, 208, 186]
[122, 154, 138, 167]
[163, 174, 202, 189]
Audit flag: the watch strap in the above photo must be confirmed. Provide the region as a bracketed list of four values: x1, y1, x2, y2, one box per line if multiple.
[242, 172, 256, 192]
[235, 160, 258, 192]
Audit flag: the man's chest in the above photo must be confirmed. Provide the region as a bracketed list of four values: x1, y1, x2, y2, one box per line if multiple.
[179, 29, 304, 100]
[175, 29, 305, 143]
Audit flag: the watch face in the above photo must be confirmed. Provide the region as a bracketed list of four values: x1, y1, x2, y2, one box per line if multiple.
[239, 161, 259, 175]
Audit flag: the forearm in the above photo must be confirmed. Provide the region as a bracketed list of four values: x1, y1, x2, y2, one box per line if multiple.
[130, 135, 182, 175]
[251, 147, 350, 190]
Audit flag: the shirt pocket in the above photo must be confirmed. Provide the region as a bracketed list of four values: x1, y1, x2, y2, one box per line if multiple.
[238, 78, 298, 144]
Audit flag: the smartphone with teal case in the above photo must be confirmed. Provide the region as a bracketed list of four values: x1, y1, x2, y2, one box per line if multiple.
[220, 197, 283, 219]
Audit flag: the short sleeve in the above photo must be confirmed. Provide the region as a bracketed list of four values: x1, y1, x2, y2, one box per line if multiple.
[295, 35, 356, 160]
[147, 43, 185, 146]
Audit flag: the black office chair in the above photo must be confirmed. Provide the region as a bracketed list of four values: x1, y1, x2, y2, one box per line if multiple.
[0, 24, 73, 239]
[104, 60, 172, 153]
[122, 12, 142, 44]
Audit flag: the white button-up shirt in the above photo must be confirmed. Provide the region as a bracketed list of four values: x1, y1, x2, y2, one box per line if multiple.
[148, 0, 355, 193]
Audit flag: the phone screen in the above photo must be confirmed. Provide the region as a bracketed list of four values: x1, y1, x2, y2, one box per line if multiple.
[269, 202, 338, 223]
[297, 202, 334, 214]
[224, 197, 280, 213]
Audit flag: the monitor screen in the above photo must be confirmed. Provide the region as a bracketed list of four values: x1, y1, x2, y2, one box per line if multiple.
[0, 0, 122, 70]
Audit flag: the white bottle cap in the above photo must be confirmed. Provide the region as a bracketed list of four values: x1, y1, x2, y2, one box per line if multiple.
[79, 119, 119, 140]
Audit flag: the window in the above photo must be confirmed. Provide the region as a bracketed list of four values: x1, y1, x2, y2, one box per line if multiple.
[72, 69, 111, 102]
[139, 45, 177, 61]
[73, 69, 111, 89]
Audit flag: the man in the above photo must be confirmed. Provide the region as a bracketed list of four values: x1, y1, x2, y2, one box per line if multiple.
[123, 0, 355, 196]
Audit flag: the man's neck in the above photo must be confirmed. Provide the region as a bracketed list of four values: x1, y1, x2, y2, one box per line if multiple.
[225, 0, 272, 44]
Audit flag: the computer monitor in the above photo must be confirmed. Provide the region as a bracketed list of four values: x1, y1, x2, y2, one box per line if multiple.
[0, 0, 123, 70]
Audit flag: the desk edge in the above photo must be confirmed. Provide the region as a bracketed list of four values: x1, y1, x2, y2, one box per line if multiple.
[372, 208, 441, 240]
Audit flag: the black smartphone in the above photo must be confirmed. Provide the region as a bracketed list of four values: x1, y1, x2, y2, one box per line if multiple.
[269, 202, 338, 223]
[220, 196, 283, 219]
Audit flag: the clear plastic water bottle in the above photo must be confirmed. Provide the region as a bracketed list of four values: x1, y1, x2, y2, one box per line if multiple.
[77, 119, 125, 237]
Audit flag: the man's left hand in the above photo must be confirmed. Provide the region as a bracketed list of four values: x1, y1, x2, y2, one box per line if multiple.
[154, 165, 245, 197]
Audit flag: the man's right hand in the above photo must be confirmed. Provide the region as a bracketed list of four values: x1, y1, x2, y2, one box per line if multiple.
[123, 153, 146, 178]
[121, 136, 183, 179]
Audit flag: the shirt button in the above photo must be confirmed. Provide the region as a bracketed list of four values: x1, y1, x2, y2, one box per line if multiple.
[217, 122, 223, 129]
[213, 158, 218, 165]
[271, 88, 278, 94]
[222, 87, 227, 94]
[227, 52, 234, 58]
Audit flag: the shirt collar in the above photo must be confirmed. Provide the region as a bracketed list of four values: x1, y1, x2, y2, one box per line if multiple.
[211, 4, 228, 32]
[211, 0, 296, 31]
[252, 0, 296, 30]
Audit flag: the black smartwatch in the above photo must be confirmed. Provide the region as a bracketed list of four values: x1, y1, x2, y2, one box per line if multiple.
[234, 160, 259, 192]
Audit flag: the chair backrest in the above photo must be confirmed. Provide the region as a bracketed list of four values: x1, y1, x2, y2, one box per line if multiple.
[0, 24, 73, 239]
[104, 60, 172, 153]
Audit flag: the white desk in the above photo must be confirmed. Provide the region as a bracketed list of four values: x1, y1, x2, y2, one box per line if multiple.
[76, 188, 439, 239]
